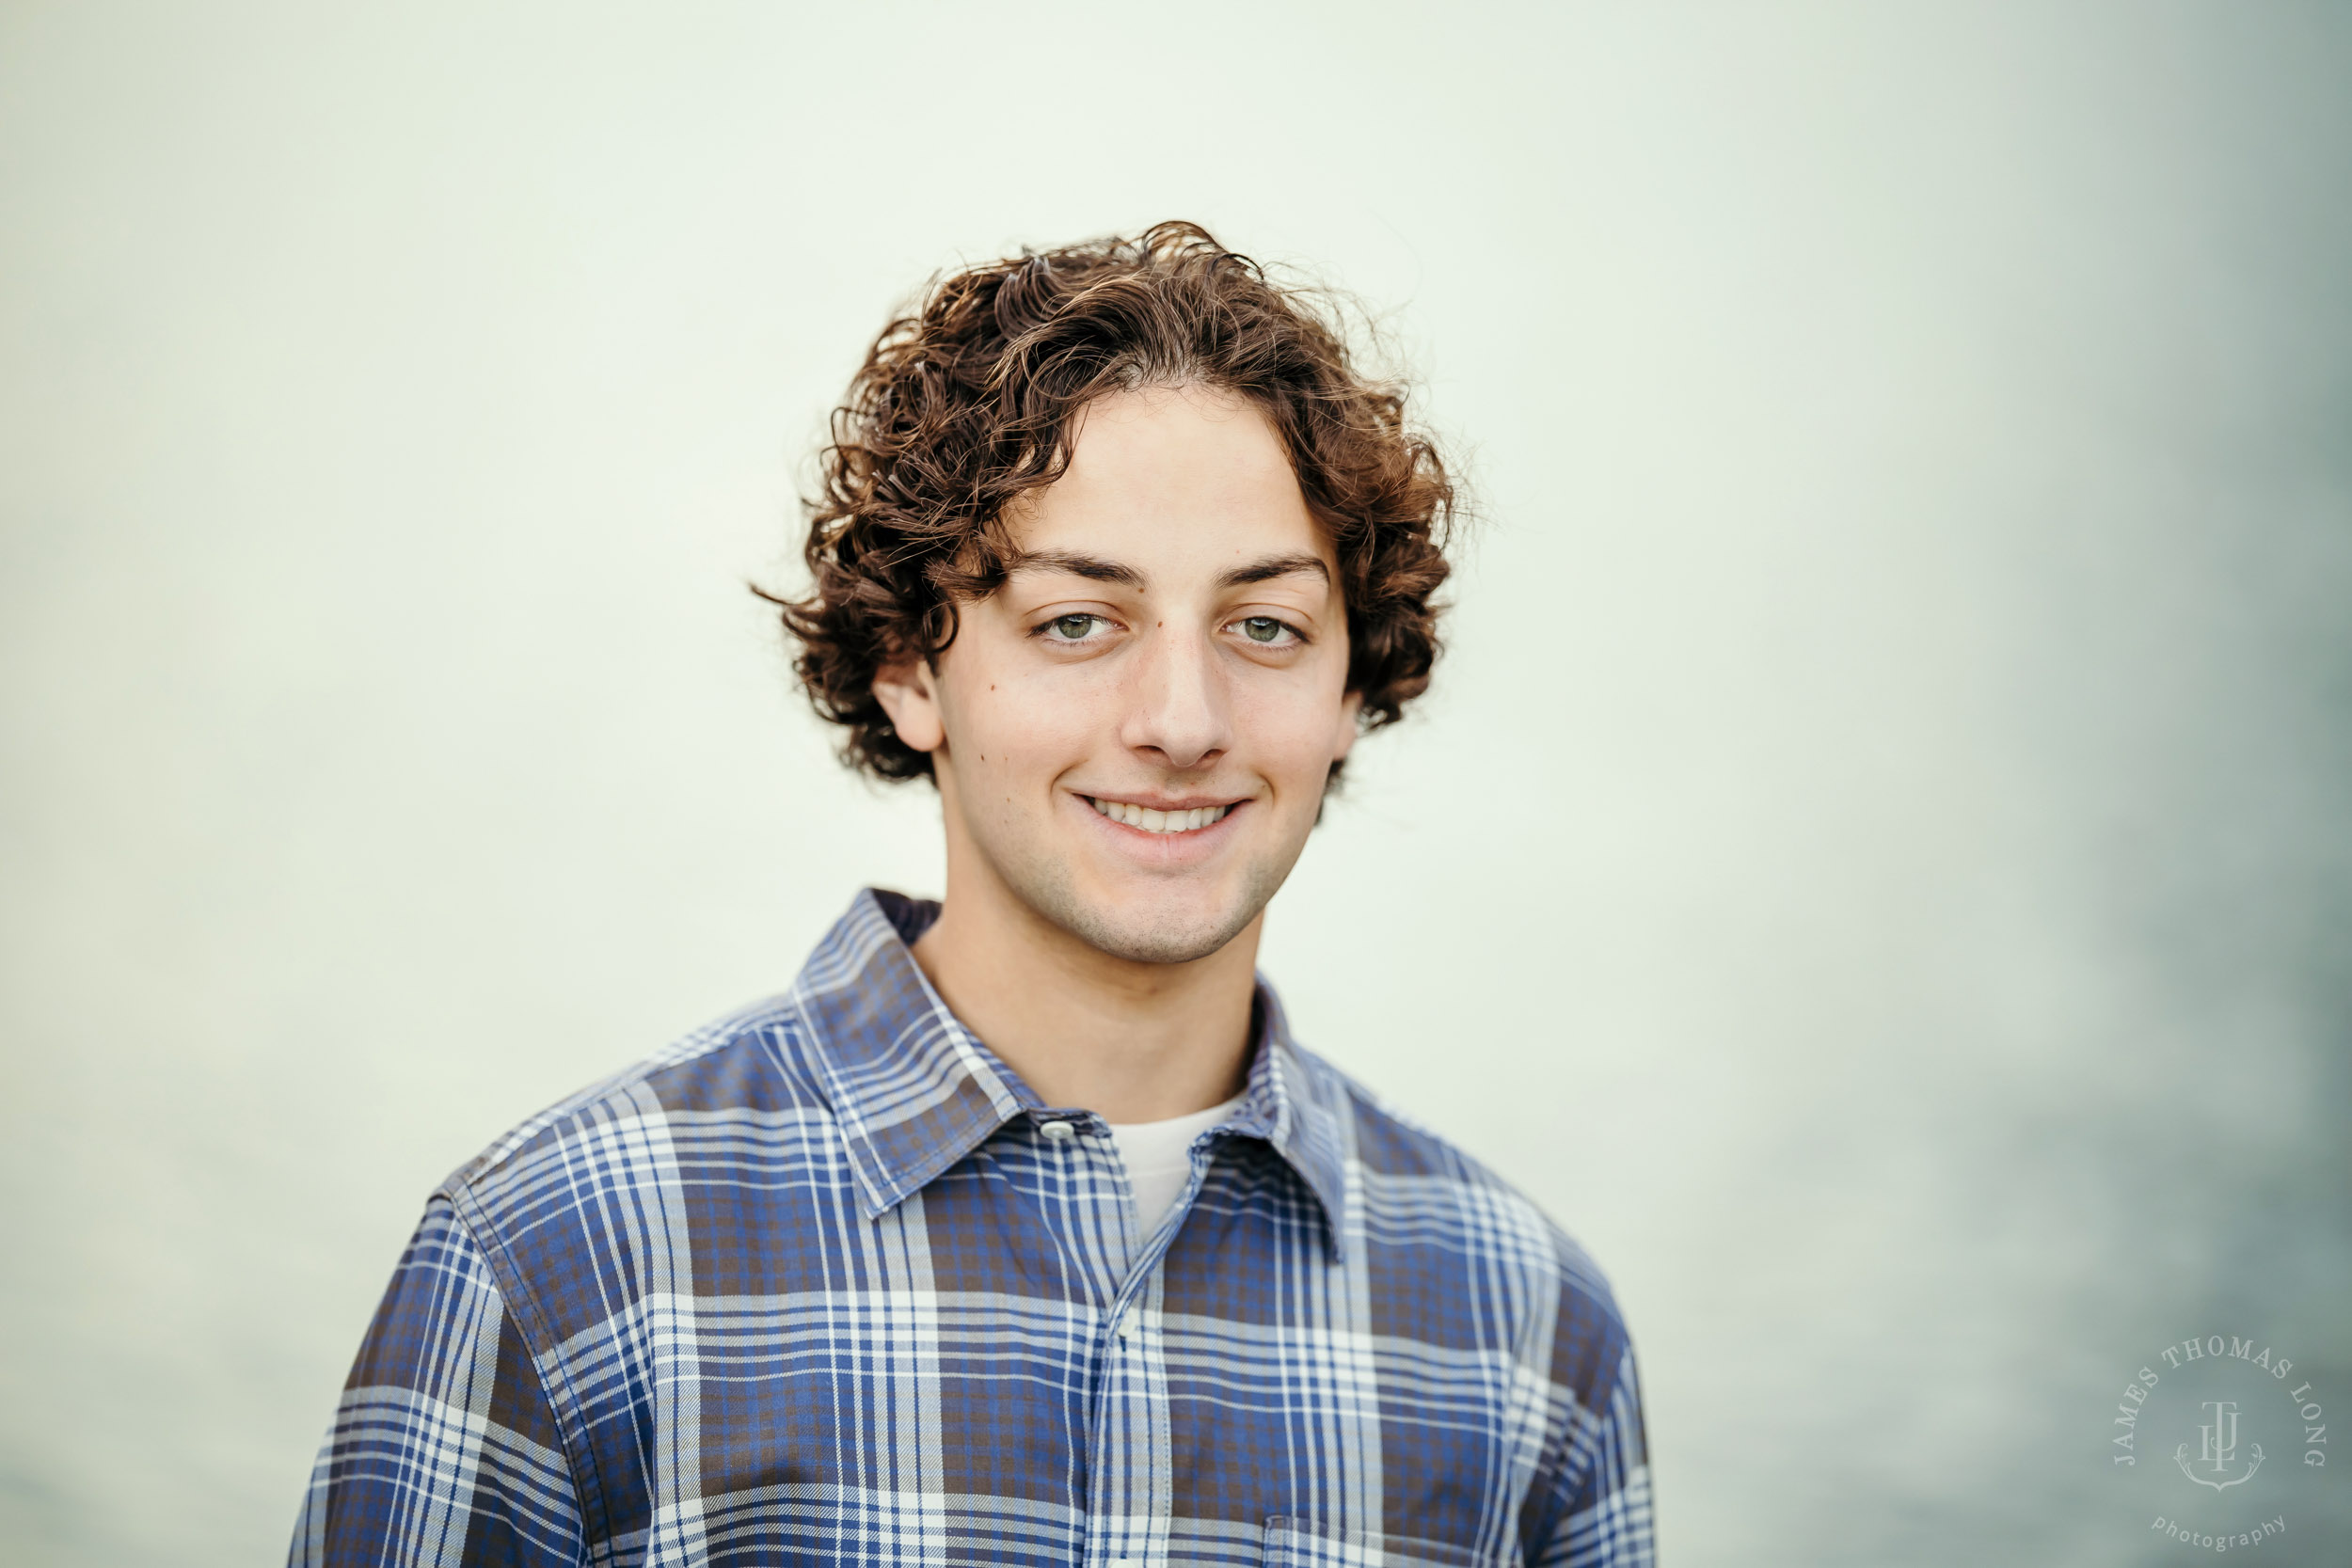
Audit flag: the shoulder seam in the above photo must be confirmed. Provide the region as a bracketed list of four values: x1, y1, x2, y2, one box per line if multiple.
[441, 993, 803, 1194]
[1295, 1043, 1628, 1319]
[436, 1185, 612, 1546]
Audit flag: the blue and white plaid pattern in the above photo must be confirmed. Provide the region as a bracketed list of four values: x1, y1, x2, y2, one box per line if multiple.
[294, 889, 1653, 1566]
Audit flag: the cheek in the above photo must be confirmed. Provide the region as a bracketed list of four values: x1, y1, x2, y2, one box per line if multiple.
[1232, 679, 1352, 786]
[944, 665, 1106, 779]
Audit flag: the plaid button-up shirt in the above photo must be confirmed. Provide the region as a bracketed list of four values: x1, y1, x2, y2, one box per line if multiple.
[294, 890, 1653, 1567]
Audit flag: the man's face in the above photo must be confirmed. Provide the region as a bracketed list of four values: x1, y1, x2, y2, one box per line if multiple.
[876, 385, 1359, 965]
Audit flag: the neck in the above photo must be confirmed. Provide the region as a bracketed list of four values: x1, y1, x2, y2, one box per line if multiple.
[909, 837, 1258, 1128]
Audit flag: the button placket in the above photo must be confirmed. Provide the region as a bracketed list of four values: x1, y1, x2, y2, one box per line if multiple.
[1086, 1259, 1169, 1568]
[1082, 1124, 1240, 1568]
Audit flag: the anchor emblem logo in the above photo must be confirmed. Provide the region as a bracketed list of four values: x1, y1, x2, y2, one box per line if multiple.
[2174, 1400, 2265, 1491]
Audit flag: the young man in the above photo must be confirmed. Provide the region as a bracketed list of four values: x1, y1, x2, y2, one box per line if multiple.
[293, 224, 1654, 1567]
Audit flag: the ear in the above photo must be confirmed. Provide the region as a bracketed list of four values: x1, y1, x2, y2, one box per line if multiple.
[872, 657, 947, 756]
[1330, 689, 1364, 764]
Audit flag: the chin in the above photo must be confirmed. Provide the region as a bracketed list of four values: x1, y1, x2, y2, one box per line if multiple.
[1042, 873, 1274, 966]
[1070, 915, 1239, 966]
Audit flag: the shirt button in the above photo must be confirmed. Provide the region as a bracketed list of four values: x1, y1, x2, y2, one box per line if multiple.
[1116, 1312, 1136, 1340]
[1039, 1118, 1076, 1142]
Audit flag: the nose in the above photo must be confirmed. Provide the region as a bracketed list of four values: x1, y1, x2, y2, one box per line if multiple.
[1121, 622, 1231, 772]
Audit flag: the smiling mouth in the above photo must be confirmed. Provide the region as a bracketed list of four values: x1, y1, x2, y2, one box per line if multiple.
[1086, 798, 1234, 834]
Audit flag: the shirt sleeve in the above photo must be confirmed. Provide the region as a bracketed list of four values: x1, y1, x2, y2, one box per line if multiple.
[1524, 1339, 1657, 1568]
[289, 1196, 587, 1567]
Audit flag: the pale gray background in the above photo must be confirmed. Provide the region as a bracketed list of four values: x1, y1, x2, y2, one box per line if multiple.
[3, 4, 2347, 1564]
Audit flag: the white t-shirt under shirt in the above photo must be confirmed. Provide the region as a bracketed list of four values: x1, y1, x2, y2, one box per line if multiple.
[1105, 1095, 1245, 1238]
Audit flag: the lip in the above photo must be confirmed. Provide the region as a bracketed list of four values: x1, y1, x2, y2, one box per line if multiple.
[1068, 789, 1252, 861]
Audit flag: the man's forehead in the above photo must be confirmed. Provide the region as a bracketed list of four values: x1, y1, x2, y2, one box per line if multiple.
[995, 386, 1337, 591]
[1041, 388, 1307, 506]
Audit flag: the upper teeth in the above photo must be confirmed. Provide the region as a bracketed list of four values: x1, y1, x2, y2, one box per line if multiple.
[1089, 798, 1232, 834]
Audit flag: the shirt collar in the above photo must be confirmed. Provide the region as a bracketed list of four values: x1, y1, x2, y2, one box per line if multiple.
[793, 888, 1350, 1258]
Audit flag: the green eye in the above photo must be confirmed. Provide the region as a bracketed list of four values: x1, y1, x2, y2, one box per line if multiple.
[1242, 617, 1285, 643]
[1051, 614, 1097, 640]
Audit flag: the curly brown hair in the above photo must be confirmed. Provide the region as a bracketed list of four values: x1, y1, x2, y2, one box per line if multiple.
[769, 221, 1455, 783]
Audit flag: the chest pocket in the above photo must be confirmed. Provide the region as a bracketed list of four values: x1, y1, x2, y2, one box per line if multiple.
[1263, 1516, 1499, 1568]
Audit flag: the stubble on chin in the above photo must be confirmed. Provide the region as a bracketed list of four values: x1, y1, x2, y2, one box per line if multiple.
[999, 847, 1288, 967]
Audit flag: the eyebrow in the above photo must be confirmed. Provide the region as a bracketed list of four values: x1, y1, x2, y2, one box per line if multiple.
[1003, 548, 1331, 592]
[1005, 549, 1146, 588]
[1217, 553, 1330, 589]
